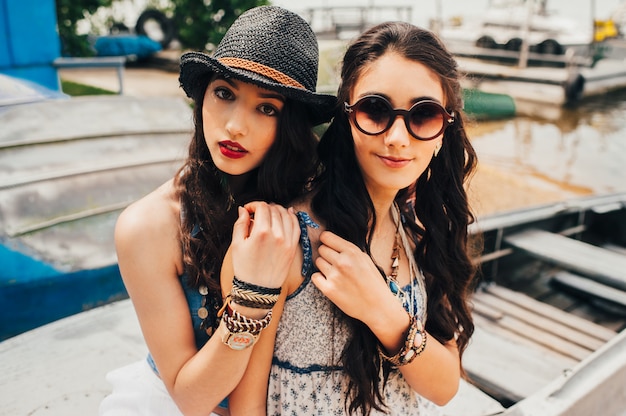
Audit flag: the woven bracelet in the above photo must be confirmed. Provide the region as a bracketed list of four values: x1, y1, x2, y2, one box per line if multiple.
[231, 276, 281, 309]
[223, 302, 272, 336]
[232, 276, 281, 295]
[230, 293, 277, 309]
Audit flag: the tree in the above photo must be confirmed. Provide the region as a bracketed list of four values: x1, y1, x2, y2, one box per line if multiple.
[55, 0, 269, 57]
[169, 0, 269, 52]
[56, 0, 113, 57]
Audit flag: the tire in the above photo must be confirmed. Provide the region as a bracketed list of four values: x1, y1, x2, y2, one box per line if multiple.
[539, 39, 563, 55]
[476, 36, 497, 49]
[504, 38, 522, 51]
[135, 9, 175, 49]
[564, 73, 585, 103]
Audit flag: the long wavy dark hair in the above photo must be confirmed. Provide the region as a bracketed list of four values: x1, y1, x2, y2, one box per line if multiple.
[175, 76, 319, 296]
[311, 22, 478, 415]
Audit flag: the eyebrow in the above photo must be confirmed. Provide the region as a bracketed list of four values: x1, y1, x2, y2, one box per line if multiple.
[216, 75, 285, 102]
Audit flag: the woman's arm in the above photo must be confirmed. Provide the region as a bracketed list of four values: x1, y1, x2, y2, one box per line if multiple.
[224, 203, 303, 416]
[115, 183, 262, 416]
[311, 230, 460, 405]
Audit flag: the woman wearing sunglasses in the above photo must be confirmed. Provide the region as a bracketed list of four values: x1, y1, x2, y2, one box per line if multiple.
[226, 21, 478, 415]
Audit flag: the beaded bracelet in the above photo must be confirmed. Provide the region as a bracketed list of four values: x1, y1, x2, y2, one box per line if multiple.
[231, 276, 281, 309]
[378, 315, 427, 367]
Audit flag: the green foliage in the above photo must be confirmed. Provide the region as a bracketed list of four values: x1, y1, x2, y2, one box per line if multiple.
[169, 0, 269, 51]
[55, 0, 268, 57]
[56, 0, 114, 57]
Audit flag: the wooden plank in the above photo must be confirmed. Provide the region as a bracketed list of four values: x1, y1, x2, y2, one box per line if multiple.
[0, 300, 147, 415]
[471, 314, 578, 367]
[474, 291, 607, 351]
[0, 96, 192, 148]
[483, 285, 616, 342]
[464, 321, 574, 403]
[471, 300, 504, 321]
[490, 313, 591, 361]
[504, 229, 626, 291]
[552, 271, 626, 309]
[0, 132, 188, 189]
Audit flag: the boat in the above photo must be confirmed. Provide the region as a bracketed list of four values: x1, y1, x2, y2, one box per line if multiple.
[440, 0, 594, 58]
[1, 191, 625, 415]
[437, 0, 626, 110]
[464, 191, 626, 415]
[0, 94, 192, 340]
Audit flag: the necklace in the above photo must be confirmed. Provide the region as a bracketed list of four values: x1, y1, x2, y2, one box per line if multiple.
[370, 204, 412, 313]
[386, 228, 405, 301]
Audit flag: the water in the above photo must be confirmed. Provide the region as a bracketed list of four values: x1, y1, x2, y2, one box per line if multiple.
[469, 89, 626, 198]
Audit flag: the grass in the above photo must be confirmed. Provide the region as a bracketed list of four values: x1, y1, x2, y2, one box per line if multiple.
[60, 79, 116, 96]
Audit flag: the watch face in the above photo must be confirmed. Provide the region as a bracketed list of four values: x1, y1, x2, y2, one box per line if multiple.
[225, 331, 256, 350]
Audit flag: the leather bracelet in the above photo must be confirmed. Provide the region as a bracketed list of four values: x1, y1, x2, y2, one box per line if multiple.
[378, 315, 427, 367]
[222, 302, 272, 335]
[220, 302, 272, 350]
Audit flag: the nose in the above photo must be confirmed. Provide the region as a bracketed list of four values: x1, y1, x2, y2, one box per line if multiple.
[383, 115, 411, 147]
[225, 105, 248, 137]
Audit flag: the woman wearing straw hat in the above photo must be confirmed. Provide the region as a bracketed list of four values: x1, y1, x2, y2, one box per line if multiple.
[226, 21, 477, 416]
[99, 6, 335, 416]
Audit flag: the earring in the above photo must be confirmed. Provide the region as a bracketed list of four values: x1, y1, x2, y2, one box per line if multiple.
[433, 143, 441, 157]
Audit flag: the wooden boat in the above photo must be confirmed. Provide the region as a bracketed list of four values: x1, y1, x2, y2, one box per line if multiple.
[0, 95, 192, 340]
[463, 191, 626, 415]
[1, 178, 624, 414]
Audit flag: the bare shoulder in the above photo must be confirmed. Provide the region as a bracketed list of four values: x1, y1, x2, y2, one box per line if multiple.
[115, 179, 182, 271]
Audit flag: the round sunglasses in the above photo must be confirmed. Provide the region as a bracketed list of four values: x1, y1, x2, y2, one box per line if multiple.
[344, 95, 455, 141]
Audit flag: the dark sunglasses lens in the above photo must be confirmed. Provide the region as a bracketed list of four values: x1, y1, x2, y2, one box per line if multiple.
[355, 97, 391, 134]
[409, 103, 445, 139]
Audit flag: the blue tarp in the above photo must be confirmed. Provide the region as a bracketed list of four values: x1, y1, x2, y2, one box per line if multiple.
[95, 35, 162, 59]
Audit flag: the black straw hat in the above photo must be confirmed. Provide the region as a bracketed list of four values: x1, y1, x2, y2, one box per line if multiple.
[179, 6, 336, 125]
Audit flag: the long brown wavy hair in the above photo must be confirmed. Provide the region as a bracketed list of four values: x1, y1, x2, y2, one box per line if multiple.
[311, 22, 478, 415]
[174, 76, 319, 297]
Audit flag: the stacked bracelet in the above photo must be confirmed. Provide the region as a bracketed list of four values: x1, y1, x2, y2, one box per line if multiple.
[223, 302, 273, 334]
[230, 276, 281, 309]
[221, 301, 273, 350]
[378, 315, 427, 367]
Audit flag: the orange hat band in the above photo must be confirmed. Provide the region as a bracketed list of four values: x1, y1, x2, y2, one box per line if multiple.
[218, 57, 305, 90]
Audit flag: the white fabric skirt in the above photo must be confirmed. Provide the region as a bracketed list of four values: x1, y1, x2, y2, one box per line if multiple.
[99, 359, 226, 416]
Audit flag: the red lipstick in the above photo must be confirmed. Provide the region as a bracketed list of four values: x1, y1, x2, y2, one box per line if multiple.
[219, 141, 247, 159]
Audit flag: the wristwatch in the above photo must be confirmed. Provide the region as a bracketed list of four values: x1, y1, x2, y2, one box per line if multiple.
[221, 325, 259, 350]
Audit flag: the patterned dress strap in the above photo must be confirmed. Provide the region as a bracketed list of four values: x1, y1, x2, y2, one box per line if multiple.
[296, 211, 319, 277]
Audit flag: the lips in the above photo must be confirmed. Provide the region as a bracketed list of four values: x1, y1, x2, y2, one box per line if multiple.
[219, 141, 248, 159]
[379, 155, 411, 168]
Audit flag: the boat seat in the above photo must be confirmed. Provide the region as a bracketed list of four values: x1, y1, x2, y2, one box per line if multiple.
[466, 284, 616, 405]
[504, 229, 626, 291]
[551, 271, 626, 311]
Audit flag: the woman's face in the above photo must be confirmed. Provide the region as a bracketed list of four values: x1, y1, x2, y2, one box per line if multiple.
[202, 76, 285, 176]
[348, 51, 445, 199]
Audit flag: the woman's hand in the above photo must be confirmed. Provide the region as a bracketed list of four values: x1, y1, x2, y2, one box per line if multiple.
[311, 230, 394, 324]
[230, 201, 300, 290]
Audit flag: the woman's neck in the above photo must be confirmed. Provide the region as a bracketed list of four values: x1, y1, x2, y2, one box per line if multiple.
[223, 171, 253, 199]
[370, 197, 398, 240]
